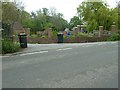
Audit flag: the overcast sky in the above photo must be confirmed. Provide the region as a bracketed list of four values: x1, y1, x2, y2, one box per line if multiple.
[23, 0, 118, 22]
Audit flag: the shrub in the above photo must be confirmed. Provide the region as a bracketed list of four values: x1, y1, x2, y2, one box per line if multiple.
[78, 32, 94, 37]
[41, 35, 48, 38]
[107, 33, 120, 41]
[2, 40, 20, 54]
[64, 35, 75, 39]
[30, 34, 38, 38]
[52, 31, 57, 38]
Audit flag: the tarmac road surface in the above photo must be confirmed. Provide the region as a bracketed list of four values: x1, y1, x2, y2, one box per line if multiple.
[2, 42, 118, 88]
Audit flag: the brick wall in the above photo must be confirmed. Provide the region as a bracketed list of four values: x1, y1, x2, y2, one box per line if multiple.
[14, 36, 108, 44]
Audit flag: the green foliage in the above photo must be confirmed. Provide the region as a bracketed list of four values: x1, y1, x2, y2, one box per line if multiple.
[44, 23, 54, 29]
[2, 2, 20, 24]
[30, 34, 38, 38]
[107, 33, 120, 41]
[2, 1, 25, 38]
[2, 40, 20, 54]
[86, 19, 98, 32]
[21, 11, 33, 28]
[77, 1, 118, 32]
[21, 8, 68, 33]
[64, 35, 76, 39]
[63, 32, 93, 39]
[2, 2, 68, 34]
[42, 8, 49, 16]
[41, 36, 48, 38]
[52, 31, 57, 38]
[78, 32, 93, 37]
[30, 34, 48, 38]
[118, 16, 120, 30]
[69, 16, 81, 29]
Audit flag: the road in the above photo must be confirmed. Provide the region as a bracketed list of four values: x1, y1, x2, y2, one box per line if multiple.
[2, 42, 118, 88]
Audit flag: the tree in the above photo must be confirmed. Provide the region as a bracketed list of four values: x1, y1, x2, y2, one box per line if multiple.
[76, 1, 118, 32]
[42, 8, 49, 16]
[118, 1, 120, 30]
[21, 7, 68, 33]
[2, 1, 23, 37]
[69, 16, 81, 29]
[49, 7, 57, 16]
[57, 13, 63, 18]
[2, 2, 20, 24]
[0, 1, 2, 22]
[21, 10, 32, 28]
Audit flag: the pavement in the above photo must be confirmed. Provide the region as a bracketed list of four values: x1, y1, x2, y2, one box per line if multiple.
[2, 41, 119, 56]
[2, 43, 80, 56]
[2, 41, 119, 88]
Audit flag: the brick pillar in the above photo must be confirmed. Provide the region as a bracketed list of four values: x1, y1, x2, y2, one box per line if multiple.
[48, 28, 53, 38]
[24, 28, 30, 37]
[73, 27, 78, 37]
[99, 26, 104, 37]
[77, 25, 80, 32]
[111, 25, 117, 34]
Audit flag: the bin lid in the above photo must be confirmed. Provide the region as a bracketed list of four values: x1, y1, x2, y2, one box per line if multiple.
[58, 32, 63, 34]
[18, 32, 27, 36]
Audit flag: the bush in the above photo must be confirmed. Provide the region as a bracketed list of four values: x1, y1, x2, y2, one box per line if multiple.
[2, 40, 20, 54]
[107, 33, 120, 41]
[64, 35, 75, 39]
[30, 34, 38, 38]
[52, 31, 57, 38]
[78, 32, 94, 37]
[41, 35, 48, 38]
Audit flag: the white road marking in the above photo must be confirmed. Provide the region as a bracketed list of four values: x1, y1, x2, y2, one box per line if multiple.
[98, 43, 105, 45]
[1, 56, 10, 58]
[20, 51, 48, 56]
[2, 42, 118, 57]
[62, 48, 72, 50]
[56, 48, 72, 51]
[111, 42, 118, 44]
[56, 49, 63, 51]
[82, 45, 93, 47]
